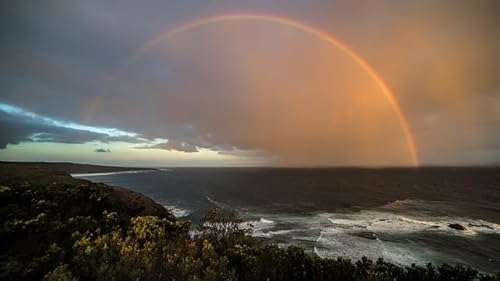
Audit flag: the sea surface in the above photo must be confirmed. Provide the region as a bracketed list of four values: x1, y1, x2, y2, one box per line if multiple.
[73, 167, 500, 273]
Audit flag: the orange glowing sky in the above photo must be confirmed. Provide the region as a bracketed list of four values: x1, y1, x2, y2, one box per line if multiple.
[0, 1, 498, 166]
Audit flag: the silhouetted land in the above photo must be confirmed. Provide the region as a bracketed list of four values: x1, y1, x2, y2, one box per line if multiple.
[0, 161, 156, 174]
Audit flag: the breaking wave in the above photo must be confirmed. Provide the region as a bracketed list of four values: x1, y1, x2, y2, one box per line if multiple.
[241, 206, 499, 268]
[326, 212, 499, 236]
[163, 205, 192, 218]
[206, 196, 231, 209]
[241, 218, 276, 238]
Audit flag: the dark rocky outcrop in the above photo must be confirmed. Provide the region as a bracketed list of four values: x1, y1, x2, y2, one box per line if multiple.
[448, 223, 466, 231]
[108, 185, 171, 217]
[352, 231, 378, 240]
[468, 223, 494, 230]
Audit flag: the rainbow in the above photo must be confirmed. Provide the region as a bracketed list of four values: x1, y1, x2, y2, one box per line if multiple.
[111, 12, 420, 166]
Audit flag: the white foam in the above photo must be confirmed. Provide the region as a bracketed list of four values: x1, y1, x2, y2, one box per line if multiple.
[206, 196, 230, 209]
[71, 169, 156, 177]
[158, 168, 173, 172]
[328, 218, 367, 228]
[380, 199, 424, 209]
[163, 205, 191, 218]
[315, 224, 427, 266]
[326, 211, 499, 236]
[260, 218, 274, 224]
[269, 229, 298, 235]
[241, 218, 276, 238]
[242, 210, 499, 267]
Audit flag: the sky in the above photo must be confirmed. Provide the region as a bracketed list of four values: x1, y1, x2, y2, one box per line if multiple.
[0, 0, 499, 167]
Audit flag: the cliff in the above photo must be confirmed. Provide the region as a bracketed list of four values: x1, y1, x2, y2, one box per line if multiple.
[0, 162, 170, 219]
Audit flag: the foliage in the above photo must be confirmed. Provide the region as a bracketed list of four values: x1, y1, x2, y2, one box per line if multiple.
[197, 208, 251, 252]
[1, 164, 498, 280]
[43, 264, 78, 281]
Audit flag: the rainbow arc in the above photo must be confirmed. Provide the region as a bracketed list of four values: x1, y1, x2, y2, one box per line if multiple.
[96, 12, 420, 166]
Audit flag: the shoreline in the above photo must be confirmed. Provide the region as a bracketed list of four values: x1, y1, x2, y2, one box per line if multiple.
[71, 169, 157, 177]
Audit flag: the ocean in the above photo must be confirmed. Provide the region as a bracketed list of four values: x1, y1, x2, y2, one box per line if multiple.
[73, 167, 500, 273]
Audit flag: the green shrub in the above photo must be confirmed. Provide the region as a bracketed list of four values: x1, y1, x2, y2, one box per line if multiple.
[1, 166, 498, 281]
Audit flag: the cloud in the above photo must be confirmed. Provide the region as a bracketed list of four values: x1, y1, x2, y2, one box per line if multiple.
[0, 103, 145, 149]
[217, 148, 270, 158]
[138, 139, 199, 153]
[0, 111, 105, 149]
[94, 148, 111, 153]
[97, 21, 419, 166]
[1, 1, 498, 165]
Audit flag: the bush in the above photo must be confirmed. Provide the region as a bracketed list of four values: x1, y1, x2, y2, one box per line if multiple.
[1, 165, 498, 281]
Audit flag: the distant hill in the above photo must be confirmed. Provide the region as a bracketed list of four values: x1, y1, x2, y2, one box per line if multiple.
[0, 161, 157, 174]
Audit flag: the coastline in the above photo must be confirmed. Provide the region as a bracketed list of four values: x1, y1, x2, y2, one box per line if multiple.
[1, 161, 498, 279]
[70, 169, 157, 177]
[0, 161, 158, 174]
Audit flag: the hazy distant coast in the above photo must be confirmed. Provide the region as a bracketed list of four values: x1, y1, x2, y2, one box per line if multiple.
[0, 161, 158, 174]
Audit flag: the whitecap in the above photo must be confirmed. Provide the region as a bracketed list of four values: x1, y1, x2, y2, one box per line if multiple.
[315, 224, 428, 266]
[260, 218, 274, 224]
[240, 210, 499, 271]
[163, 205, 191, 218]
[158, 168, 173, 172]
[326, 211, 499, 236]
[241, 218, 276, 238]
[206, 196, 230, 209]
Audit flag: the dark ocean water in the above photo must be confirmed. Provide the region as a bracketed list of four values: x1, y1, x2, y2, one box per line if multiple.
[74, 168, 500, 273]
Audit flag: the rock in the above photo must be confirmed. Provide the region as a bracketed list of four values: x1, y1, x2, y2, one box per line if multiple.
[110, 186, 174, 219]
[353, 231, 378, 240]
[448, 223, 466, 231]
[468, 223, 494, 230]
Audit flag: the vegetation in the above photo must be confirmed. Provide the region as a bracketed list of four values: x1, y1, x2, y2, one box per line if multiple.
[0, 163, 498, 280]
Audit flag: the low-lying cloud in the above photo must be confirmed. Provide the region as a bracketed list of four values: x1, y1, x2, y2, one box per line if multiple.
[94, 148, 111, 153]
